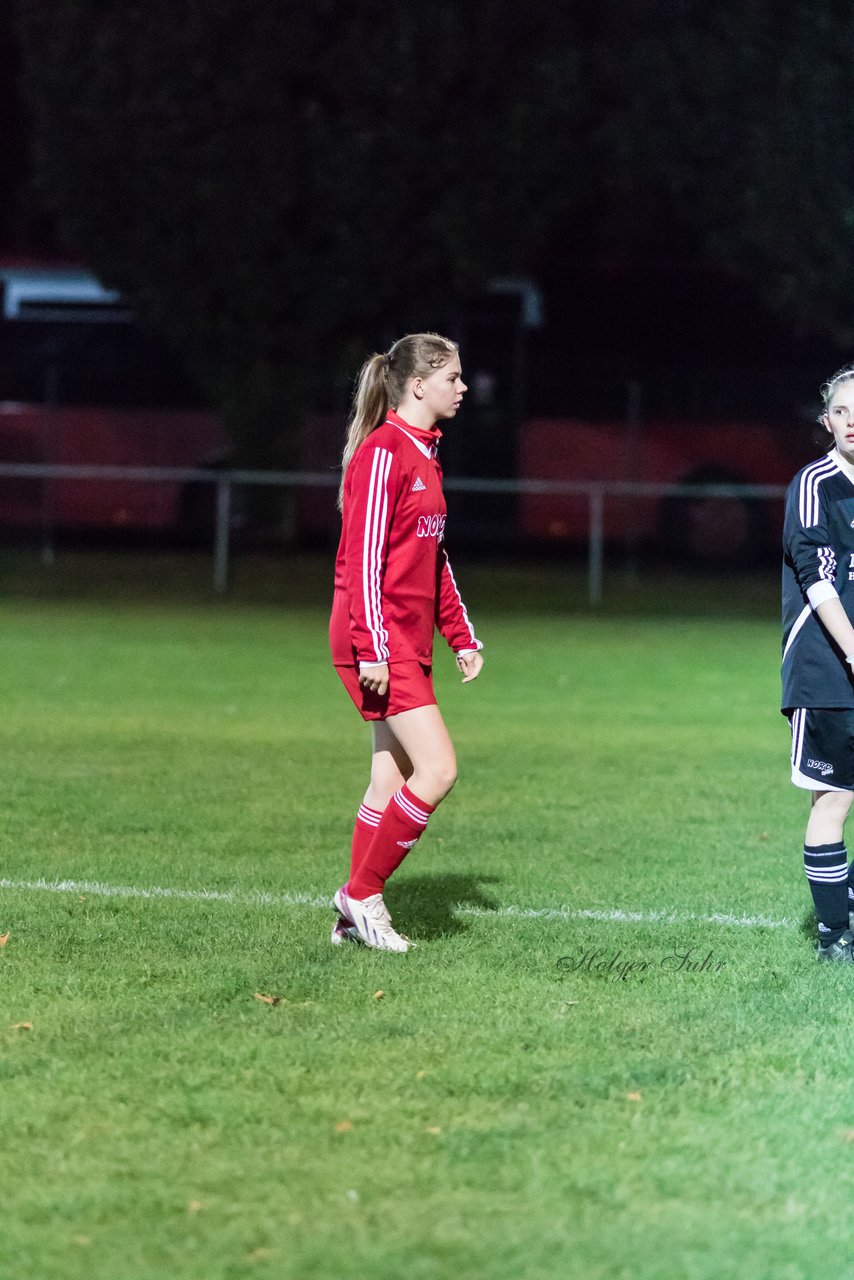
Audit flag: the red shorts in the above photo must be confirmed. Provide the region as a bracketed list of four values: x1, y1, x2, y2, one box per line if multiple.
[334, 660, 436, 722]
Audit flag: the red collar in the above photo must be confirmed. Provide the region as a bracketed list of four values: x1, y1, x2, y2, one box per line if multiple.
[386, 408, 442, 449]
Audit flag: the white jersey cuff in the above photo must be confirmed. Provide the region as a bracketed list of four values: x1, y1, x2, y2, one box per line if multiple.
[807, 581, 838, 609]
[455, 642, 483, 655]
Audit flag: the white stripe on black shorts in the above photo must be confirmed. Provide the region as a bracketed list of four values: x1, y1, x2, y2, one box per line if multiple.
[789, 707, 854, 791]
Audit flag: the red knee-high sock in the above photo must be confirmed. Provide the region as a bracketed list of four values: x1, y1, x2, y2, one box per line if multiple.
[348, 785, 435, 899]
[346, 803, 383, 893]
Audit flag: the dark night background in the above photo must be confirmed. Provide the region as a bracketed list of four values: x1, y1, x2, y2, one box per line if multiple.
[1, 1, 852, 476]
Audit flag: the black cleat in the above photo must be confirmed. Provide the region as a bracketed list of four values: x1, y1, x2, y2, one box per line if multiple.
[817, 929, 854, 963]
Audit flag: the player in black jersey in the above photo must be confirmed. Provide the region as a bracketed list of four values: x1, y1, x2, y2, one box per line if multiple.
[783, 364, 854, 961]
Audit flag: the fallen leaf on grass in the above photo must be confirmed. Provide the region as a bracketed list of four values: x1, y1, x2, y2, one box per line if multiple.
[248, 1247, 276, 1261]
[415, 1070, 428, 1080]
[10, 1022, 32, 1031]
[626, 1092, 642, 1102]
[186, 1200, 204, 1214]
[0, 932, 9, 946]
[373, 990, 384, 1000]
[841, 1129, 854, 1143]
[335, 1120, 354, 1133]
[426, 1126, 442, 1135]
[71, 1236, 91, 1247]
[253, 993, 314, 1008]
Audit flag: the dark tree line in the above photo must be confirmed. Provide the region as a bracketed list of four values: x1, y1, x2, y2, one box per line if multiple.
[586, 2, 854, 347]
[12, 1, 581, 462]
[7, 1, 854, 460]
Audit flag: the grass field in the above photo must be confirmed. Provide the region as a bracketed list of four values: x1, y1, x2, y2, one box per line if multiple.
[0, 551, 849, 1280]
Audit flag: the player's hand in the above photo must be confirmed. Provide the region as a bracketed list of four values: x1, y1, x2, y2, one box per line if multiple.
[456, 651, 484, 684]
[359, 662, 389, 696]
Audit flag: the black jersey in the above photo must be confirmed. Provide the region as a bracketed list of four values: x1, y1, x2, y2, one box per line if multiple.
[782, 452, 854, 713]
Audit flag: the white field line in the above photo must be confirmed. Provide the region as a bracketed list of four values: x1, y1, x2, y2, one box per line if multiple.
[0, 876, 795, 929]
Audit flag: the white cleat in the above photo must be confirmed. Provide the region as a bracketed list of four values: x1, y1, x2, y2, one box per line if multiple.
[330, 916, 361, 946]
[332, 887, 411, 953]
[331, 886, 392, 927]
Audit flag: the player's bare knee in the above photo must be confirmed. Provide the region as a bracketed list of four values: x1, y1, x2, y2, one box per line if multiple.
[834, 791, 854, 822]
[816, 788, 854, 812]
[412, 760, 456, 804]
[432, 760, 458, 799]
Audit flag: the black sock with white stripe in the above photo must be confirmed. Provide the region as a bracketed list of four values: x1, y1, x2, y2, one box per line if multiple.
[804, 842, 849, 947]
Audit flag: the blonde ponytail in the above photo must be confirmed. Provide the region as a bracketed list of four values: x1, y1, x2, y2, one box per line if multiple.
[337, 353, 389, 511]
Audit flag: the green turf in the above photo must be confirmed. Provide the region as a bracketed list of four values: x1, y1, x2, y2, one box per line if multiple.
[0, 554, 846, 1280]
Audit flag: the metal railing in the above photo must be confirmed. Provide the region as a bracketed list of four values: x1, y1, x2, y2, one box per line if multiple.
[0, 462, 788, 603]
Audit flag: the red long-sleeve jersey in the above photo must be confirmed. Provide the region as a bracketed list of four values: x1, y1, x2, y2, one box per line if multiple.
[329, 410, 482, 667]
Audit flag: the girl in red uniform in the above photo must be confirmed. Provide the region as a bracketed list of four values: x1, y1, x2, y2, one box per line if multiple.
[329, 332, 484, 951]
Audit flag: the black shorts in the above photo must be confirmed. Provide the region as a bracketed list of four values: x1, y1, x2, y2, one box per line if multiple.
[789, 708, 854, 791]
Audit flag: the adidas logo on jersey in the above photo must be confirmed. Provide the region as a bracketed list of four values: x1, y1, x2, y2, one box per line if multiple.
[411, 476, 426, 492]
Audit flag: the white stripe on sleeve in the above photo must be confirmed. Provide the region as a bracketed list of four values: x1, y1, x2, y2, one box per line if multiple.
[442, 550, 479, 648]
[798, 456, 837, 527]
